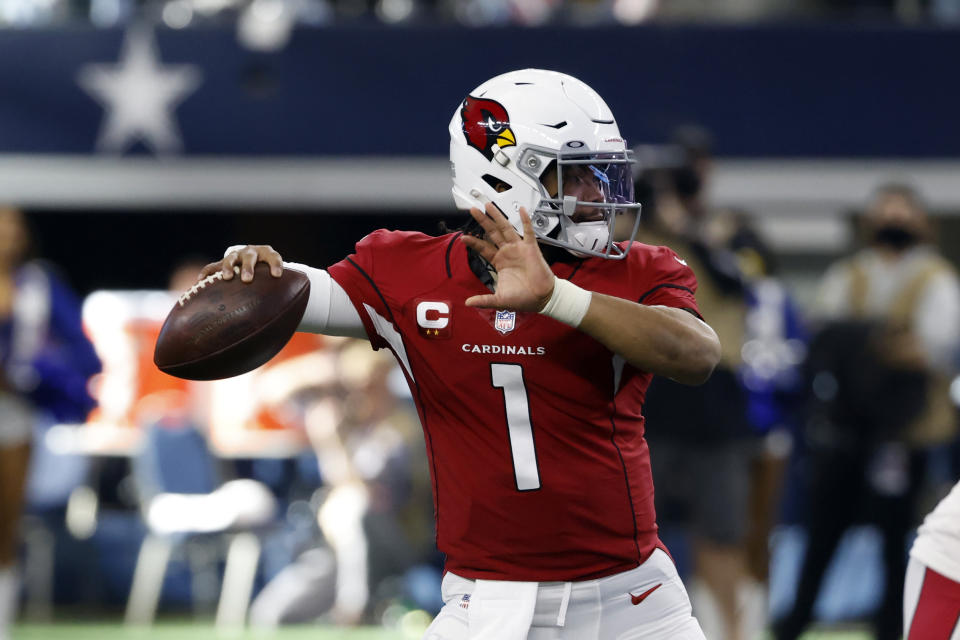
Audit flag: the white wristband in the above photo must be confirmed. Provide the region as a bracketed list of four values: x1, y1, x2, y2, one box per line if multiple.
[539, 277, 592, 328]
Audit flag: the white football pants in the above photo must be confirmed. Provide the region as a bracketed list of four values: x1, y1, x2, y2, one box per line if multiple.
[422, 549, 706, 640]
[903, 556, 960, 640]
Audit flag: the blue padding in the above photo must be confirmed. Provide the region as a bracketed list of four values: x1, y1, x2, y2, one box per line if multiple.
[138, 424, 218, 496]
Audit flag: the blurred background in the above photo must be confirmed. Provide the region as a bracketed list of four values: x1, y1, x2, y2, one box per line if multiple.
[1, 1, 960, 639]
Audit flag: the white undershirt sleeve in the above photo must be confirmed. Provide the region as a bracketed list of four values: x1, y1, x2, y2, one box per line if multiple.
[283, 262, 368, 339]
[221, 247, 368, 339]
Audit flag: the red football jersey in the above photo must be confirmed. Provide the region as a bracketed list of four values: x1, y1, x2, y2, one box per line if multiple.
[327, 230, 700, 582]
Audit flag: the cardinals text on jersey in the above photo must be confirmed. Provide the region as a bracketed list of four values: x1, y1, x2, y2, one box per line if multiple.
[327, 229, 701, 581]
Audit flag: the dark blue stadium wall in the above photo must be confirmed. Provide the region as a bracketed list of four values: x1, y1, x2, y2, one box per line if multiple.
[2, 24, 959, 158]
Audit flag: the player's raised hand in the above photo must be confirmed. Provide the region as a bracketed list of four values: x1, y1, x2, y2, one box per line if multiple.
[461, 203, 556, 312]
[199, 245, 284, 283]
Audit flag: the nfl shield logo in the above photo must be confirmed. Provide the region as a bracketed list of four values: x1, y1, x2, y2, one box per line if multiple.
[494, 310, 516, 334]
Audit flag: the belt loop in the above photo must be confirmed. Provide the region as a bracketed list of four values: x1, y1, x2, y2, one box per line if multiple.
[557, 581, 573, 627]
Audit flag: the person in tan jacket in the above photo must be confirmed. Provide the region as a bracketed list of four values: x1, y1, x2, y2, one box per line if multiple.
[774, 183, 960, 640]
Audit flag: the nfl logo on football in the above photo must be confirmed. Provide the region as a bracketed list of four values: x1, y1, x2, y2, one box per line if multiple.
[494, 310, 516, 335]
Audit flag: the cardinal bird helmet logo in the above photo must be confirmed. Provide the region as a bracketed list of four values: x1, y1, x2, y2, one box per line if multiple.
[460, 96, 516, 161]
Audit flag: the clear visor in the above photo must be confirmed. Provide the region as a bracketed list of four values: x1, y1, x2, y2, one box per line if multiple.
[517, 146, 642, 259]
[558, 157, 635, 209]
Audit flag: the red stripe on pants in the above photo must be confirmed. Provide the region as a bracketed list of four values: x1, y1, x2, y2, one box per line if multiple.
[908, 567, 960, 640]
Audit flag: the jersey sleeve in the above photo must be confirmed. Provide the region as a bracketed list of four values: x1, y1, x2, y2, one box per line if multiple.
[636, 245, 702, 318]
[326, 230, 400, 350]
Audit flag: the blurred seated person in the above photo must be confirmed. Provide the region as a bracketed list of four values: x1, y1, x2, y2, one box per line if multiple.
[0, 207, 100, 640]
[250, 340, 434, 627]
[774, 183, 960, 640]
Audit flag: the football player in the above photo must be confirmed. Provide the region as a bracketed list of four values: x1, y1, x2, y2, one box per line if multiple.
[903, 479, 960, 639]
[203, 69, 720, 639]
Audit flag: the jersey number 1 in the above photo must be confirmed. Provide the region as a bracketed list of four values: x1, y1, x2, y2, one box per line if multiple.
[491, 363, 541, 491]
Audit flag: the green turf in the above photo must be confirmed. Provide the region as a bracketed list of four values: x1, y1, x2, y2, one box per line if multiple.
[10, 622, 877, 640]
[12, 622, 407, 639]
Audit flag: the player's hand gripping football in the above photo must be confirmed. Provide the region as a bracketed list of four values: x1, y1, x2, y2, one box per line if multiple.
[199, 245, 284, 283]
[461, 203, 556, 312]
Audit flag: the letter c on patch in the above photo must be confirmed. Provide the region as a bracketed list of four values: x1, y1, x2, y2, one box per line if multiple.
[417, 301, 450, 329]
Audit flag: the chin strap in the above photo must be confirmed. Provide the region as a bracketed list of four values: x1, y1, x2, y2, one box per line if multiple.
[557, 218, 610, 257]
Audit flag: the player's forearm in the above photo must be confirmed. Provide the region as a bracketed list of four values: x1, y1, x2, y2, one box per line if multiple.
[284, 263, 367, 339]
[578, 293, 720, 385]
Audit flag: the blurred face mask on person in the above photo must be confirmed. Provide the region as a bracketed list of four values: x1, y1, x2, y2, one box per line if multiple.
[874, 225, 918, 250]
[867, 192, 928, 252]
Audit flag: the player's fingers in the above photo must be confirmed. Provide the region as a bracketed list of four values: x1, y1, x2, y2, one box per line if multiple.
[460, 234, 498, 263]
[220, 252, 239, 280]
[468, 206, 500, 238]
[198, 260, 223, 280]
[258, 246, 284, 278]
[518, 207, 536, 244]
[465, 293, 499, 308]
[486, 202, 519, 241]
[468, 207, 506, 247]
[239, 247, 259, 283]
[488, 228, 508, 248]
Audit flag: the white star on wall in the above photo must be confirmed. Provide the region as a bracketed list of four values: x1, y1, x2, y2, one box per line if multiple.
[77, 27, 202, 155]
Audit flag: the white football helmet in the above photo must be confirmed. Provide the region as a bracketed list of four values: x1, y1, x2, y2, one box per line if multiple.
[449, 69, 641, 259]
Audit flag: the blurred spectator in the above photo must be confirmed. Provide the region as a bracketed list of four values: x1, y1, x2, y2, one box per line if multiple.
[715, 210, 808, 634]
[250, 340, 435, 627]
[335, 342, 434, 615]
[4, 0, 958, 28]
[773, 183, 960, 640]
[635, 127, 757, 640]
[313, 341, 434, 624]
[725, 214, 806, 574]
[653, 0, 797, 21]
[0, 207, 100, 640]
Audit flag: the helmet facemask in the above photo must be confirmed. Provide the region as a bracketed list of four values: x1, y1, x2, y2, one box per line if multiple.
[518, 145, 642, 260]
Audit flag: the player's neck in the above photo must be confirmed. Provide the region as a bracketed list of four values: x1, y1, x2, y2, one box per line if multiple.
[467, 249, 498, 291]
[539, 242, 580, 266]
[466, 243, 580, 290]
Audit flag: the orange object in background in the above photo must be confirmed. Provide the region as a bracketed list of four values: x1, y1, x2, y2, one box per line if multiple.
[132, 318, 190, 404]
[82, 290, 327, 457]
[129, 317, 194, 427]
[252, 332, 326, 431]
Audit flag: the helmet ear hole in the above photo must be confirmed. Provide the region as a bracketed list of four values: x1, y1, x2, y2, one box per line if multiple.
[482, 174, 513, 193]
[539, 160, 559, 197]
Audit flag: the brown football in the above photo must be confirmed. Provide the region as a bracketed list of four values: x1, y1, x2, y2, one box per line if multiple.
[154, 263, 311, 380]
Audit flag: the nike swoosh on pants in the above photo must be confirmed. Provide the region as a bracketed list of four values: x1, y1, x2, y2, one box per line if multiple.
[629, 583, 663, 605]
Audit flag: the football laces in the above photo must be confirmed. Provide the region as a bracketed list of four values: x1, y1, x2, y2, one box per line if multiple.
[178, 266, 240, 307]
